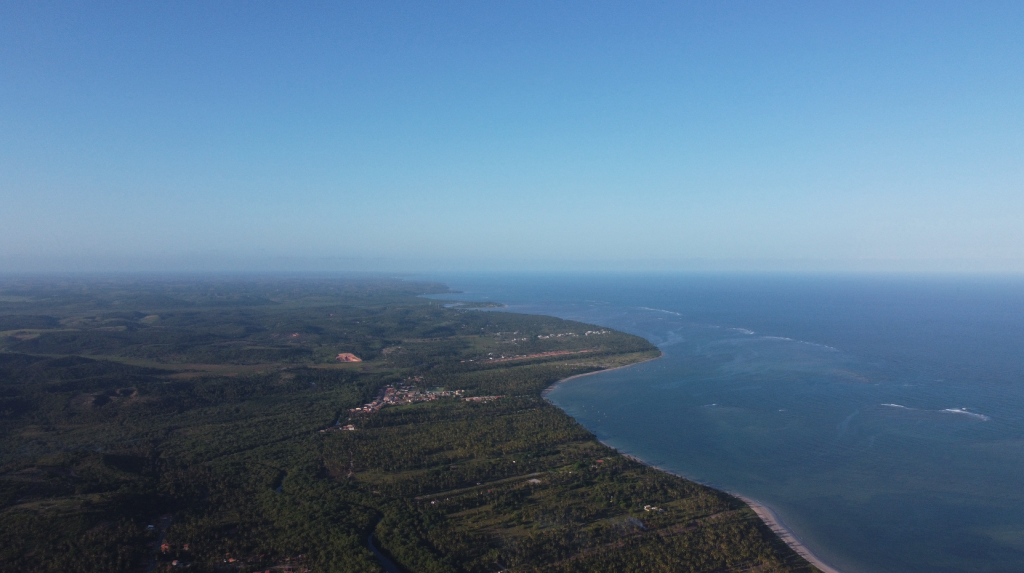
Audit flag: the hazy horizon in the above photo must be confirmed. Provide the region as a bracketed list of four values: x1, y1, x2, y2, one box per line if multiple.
[5, 257, 1024, 275]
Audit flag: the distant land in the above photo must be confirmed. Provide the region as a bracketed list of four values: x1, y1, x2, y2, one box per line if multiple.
[0, 277, 818, 572]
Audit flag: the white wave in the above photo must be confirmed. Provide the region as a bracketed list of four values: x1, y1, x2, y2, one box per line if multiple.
[941, 408, 991, 421]
[749, 334, 839, 352]
[881, 404, 991, 421]
[638, 306, 681, 316]
[732, 328, 755, 335]
[798, 340, 839, 351]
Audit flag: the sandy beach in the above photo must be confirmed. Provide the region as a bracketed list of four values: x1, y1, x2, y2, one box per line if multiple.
[733, 494, 844, 573]
[540, 352, 663, 397]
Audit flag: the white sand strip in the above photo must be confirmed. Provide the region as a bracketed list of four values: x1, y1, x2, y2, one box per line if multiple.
[734, 494, 844, 573]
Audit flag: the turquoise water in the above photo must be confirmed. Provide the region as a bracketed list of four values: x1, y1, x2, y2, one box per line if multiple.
[430, 274, 1024, 573]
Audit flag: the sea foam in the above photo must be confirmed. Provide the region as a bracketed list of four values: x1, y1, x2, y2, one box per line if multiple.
[638, 306, 681, 316]
[941, 408, 991, 421]
[880, 404, 990, 421]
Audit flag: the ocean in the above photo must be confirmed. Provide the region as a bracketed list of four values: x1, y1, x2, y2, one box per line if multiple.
[428, 273, 1024, 573]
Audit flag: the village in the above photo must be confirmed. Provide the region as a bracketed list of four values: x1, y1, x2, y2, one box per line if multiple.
[349, 382, 466, 414]
[536, 329, 609, 339]
[319, 382, 504, 433]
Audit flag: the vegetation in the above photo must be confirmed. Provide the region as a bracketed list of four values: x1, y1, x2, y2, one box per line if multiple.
[0, 277, 818, 572]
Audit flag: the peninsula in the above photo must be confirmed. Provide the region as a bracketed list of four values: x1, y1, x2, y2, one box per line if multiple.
[0, 278, 821, 572]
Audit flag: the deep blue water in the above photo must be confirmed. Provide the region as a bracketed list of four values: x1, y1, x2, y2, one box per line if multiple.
[427, 273, 1024, 573]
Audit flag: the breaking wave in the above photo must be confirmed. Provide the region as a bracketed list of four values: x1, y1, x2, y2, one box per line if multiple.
[941, 408, 991, 421]
[880, 404, 990, 421]
[638, 307, 681, 316]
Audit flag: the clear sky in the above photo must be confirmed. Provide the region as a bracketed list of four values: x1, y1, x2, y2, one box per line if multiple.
[2, 1, 1023, 272]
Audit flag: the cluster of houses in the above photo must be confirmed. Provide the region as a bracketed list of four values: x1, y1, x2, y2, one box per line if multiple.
[536, 330, 608, 339]
[159, 542, 190, 568]
[321, 384, 504, 434]
[350, 384, 465, 414]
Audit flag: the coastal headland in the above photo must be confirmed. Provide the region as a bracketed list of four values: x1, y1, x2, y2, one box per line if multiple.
[0, 277, 821, 572]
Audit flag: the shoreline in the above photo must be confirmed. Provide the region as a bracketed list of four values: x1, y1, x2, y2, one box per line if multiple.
[540, 351, 663, 397]
[543, 353, 846, 573]
[732, 493, 844, 573]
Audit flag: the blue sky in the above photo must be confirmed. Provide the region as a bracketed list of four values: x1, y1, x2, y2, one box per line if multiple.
[2, 1, 1023, 272]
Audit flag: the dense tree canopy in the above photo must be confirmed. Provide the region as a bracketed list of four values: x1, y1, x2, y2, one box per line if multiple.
[0, 278, 817, 573]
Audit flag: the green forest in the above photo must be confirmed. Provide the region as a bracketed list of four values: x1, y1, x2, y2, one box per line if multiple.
[0, 277, 819, 573]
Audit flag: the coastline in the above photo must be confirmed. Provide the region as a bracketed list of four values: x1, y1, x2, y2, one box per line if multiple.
[540, 350, 663, 397]
[733, 494, 844, 573]
[543, 352, 846, 573]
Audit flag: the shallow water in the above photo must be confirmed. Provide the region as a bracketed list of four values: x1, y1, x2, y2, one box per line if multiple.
[429, 274, 1024, 573]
